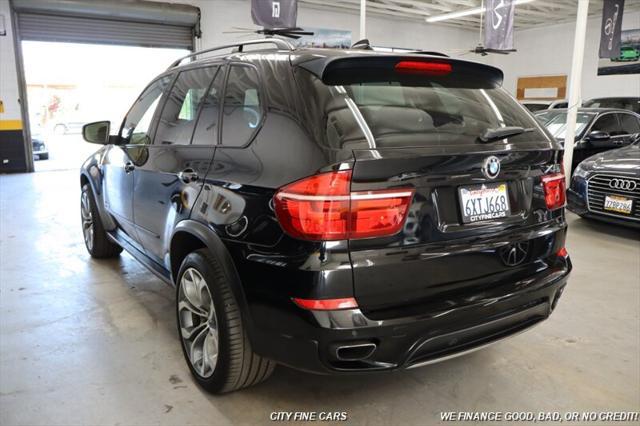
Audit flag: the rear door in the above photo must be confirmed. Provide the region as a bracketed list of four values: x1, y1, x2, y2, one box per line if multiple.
[132, 65, 223, 268]
[194, 62, 269, 242]
[295, 57, 565, 315]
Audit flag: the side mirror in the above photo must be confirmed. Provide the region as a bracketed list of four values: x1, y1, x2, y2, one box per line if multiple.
[586, 130, 610, 142]
[82, 121, 110, 144]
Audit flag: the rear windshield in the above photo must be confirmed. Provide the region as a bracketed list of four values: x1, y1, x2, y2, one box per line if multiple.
[296, 71, 548, 149]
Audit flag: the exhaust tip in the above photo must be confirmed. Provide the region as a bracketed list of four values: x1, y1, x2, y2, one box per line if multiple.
[333, 342, 377, 361]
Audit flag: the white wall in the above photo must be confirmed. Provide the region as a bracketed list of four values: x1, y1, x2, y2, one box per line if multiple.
[0, 0, 21, 121]
[489, 10, 640, 100]
[191, 0, 477, 56]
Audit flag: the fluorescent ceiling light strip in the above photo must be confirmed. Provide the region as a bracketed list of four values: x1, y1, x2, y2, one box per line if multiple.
[426, 0, 536, 23]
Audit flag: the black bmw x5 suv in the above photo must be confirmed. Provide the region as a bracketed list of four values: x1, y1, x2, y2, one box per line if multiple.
[80, 39, 571, 393]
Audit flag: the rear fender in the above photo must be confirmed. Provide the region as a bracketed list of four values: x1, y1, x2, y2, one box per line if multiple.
[170, 220, 258, 345]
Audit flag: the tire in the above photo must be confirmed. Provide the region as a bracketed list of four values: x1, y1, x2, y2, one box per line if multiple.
[81, 184, 122, 258]
[176, 249, 275, 393]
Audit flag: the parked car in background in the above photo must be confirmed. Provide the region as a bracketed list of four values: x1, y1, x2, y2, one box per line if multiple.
[583, 97, 640, 114]
[31, 133, 48, 160]
[536, 108, 640, 171]
[611, 46, 640, 62]
[79, 40, 571, 393]
[568, 136, 640, 228]
[53, 121, 85, 135]
[521, 99, 568, 113]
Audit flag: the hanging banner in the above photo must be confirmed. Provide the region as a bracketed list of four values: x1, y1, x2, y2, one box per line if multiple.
[484, 0, 515, 51]
[599, 0, 625, 58]
[251, 0, 298, 29]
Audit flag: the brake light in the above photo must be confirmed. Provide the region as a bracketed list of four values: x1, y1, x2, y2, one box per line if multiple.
[274, 170, 414, 241]
[557, 247, 568, 258]
[395, 60, 452, 76]
[541, 173, 566, 210]
[292, 297, 358, 310]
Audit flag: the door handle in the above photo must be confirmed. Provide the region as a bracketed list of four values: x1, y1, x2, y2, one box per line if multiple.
[124, 161, 135, 173]
[178, 168, 199, 184]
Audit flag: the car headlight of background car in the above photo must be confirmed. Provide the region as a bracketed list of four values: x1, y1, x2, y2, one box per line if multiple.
[573, 164, 589, 179]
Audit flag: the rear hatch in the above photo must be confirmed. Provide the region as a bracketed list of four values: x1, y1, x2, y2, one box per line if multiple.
[293, 53, 566, 317]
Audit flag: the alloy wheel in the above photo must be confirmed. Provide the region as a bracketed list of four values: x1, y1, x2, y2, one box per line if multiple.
[80, 191, 94, 250]
[178, 267, 219, 378]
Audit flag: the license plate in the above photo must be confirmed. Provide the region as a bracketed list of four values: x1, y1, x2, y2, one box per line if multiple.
[604, 195, 633, 214]
[459, 183, 511, 224]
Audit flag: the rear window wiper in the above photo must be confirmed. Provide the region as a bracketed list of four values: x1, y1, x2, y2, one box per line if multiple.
[478, 126, 534, 143]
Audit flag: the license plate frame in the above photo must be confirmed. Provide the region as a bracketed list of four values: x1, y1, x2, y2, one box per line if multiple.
[603, 194, 633, 215]
[458, 182, 511, 224]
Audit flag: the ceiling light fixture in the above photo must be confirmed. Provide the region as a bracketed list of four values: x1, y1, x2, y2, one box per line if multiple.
[426, 0, 536, 23]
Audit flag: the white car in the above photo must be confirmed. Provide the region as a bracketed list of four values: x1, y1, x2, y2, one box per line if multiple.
[521, 100, 568, 112]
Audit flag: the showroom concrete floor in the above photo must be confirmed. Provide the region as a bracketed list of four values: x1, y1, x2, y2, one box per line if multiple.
[1, 169, 639, 426]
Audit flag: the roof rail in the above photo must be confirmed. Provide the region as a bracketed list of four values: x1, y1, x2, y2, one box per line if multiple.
[168, 38, 295, 69]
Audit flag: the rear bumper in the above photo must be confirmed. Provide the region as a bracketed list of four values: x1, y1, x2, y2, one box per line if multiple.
[249, 257, 571, 374]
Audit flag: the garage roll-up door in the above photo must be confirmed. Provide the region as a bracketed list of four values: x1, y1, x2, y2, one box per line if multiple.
[13, 0, 200, 50]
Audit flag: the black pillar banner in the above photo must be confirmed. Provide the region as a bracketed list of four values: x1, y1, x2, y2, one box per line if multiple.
[251, 0, 298, 29]
[599, 0, 625, 58]
[484, 0, 515, 51]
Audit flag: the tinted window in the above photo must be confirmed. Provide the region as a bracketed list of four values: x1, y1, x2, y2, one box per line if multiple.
[220, 65, 262, 147]
[192, 67, 225, 145]
[297, 70, 553, 149]
[619, 114, 640, 134]
[344, 83, 544, 147]
[121, 76, 172, 144]
[154, 67, 219, 145]
[592, 114, 621, 135]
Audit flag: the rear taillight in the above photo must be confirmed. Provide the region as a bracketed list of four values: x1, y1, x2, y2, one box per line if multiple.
[556, 247, 568, 258]
[541, 173, 566, 210]
[395, 60, 452, 76]
[292, 297, 358, 310]
[274, 170, 414, 241]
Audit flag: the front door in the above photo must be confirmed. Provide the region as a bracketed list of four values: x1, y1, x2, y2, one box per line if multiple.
[133, 65, 223, 268]
[103, 76, 172, 246]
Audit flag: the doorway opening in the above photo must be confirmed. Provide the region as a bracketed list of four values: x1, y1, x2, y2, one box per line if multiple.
[22, 41, 188, 172]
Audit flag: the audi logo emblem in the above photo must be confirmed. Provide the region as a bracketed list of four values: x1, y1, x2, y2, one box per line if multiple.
[609, 178, 638, 191]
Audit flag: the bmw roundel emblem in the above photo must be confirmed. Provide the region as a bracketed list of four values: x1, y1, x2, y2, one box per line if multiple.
[482, 156, 501, 180]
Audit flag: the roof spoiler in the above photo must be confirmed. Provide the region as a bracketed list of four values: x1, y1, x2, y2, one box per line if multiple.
[296, 55, 504, 89]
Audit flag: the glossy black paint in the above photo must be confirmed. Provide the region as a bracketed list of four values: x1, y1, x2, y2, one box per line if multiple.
[81, 47, 572, 374]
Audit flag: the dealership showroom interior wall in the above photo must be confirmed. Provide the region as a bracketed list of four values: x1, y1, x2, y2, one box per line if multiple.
[0, 0, 639, 425]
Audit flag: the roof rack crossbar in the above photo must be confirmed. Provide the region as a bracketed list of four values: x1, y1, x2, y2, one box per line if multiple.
[168, 38, 294, 69]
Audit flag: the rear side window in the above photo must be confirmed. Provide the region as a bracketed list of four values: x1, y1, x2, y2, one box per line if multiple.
[154, 66, 219, 145]
[298, 72, 546, 149]
[619, 114, 640, 134]
[220, 64, 263, 147]
[592, 114, 621, 135]
[192, 67, 225, 145]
